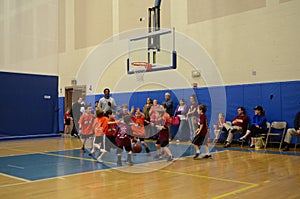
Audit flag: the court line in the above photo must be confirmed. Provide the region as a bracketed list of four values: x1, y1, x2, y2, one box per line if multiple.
[0, 173, 31, 183]
[158, 169, 259, 198]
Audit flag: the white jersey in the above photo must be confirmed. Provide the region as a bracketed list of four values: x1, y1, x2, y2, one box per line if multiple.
[99, 97, 116, 113]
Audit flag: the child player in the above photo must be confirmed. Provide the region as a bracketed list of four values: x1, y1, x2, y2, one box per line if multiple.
[115, 115, 134, 166]
[78, 104, 94, 153]
[153, 107, 174, 162]
[105, 110, 118, 152]
[192, 104, 211, 159]
[92, 108, 108, 163]
[130, 106, 151, 154]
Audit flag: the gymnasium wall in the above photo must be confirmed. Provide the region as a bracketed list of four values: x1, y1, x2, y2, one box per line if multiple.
[58, 80, 300, 143]
[0, 0, 59, 76]
[58, 0, 300, 96]
[0, 72, 59, 139]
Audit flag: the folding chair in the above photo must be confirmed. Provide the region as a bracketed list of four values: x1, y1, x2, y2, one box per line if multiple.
[265, 121, 287, 149]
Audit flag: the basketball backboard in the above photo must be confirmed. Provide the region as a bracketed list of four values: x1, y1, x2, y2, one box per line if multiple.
[127, 28, 176, 74]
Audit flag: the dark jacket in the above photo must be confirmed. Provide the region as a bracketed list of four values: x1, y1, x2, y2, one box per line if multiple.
[294, 112, 300, 130]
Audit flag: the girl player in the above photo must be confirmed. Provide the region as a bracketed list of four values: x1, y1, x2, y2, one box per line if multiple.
[78, 104, 94, 153]
[92, 108, 108, 163]
[153, 107, 174, 162]
[115, 115, 134, 166]
[192, 104, 211, 159]
[130, 106, 151, 154]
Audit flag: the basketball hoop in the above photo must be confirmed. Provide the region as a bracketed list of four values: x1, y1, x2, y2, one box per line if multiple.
[131, 62, 152, 82]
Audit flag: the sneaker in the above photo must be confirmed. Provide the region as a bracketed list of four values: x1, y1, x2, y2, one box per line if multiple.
[193, 153, 200, 159]
[80, 147, 86, 153]
[224, 142, 230, 148]
[167, 155, 174, 162]
[128, 161, 134, 166]
[282, 145, 290, 151]
[203, 154, 212, 159]
[238, 138, 245, 142]
[97, 157, 103, 163]
[249, 145, 255, 148]
[154, 154, 162, 160]
[100, 149, 107, 153]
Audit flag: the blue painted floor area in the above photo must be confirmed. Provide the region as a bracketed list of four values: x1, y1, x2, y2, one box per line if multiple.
[1, 142, 299, 181]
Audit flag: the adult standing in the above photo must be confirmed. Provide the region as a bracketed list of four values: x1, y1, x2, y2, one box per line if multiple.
[163, 92, 173, 140]
[70, 97, 84, 137]
[143, 97, 153, 138]
[282, 111, 300, 151]
[174, 99, 189, 141]
[186, 94, 198, 141]
[99, 88, 116, 114]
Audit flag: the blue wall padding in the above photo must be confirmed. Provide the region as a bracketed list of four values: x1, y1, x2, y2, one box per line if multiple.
[58, 80, 300, 143]
[58, 97, 64, 132]
[261, 82, 282, 122]
[0, 72, 59, 138]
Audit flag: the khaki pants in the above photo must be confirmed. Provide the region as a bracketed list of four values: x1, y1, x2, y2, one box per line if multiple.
[223, 123, 243, 143]
[284, 128, 300, 144]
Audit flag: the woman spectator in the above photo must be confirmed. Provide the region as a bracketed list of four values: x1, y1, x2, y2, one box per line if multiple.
[149, 99, 160, 139]
[186, 94, 198, 141]
[238, 105, 267, 148]
[174, 99, 189, 142]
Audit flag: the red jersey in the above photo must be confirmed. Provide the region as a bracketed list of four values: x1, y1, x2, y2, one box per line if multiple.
[64, 113, 71, 121]
[131, 115, 145, 137]
[232, 115, 249, 130]
[198, 114, 208, 137]
[155, 117, 169, 142]
[93, 116, 108, 137]
[78, 114, 94, 135]
[107, 118, 118, 136]
[115, 123, 133, 147]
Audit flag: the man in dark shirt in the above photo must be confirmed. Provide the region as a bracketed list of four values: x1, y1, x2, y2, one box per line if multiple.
[70, 97, 84, 137]
[162, 92, 173, 139]
[223, 107, 249, 148]
[282, 111, 300, 151]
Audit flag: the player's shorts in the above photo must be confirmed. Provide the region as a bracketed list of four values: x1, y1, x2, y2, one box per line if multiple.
[65, 119, 71, 125]
[104, 135, 117, 151]
[94, 136, 104, 144]
[117, 145, 132, 154]
[192, 133, 207, 146]
[156, 139, 169, 147]
[81, 134, 93, 139]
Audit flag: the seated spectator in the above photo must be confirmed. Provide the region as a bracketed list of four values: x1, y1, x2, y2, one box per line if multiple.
[223, 107, 249, 148]
[213, 113, 225, 142]
[282, 111, 300, 151]
[238, 106, 267, 148]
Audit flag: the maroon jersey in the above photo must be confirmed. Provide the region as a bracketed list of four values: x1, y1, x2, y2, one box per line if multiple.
[198, 114, 208, 137]
[156, 118, 169, 142]
[232, 115, 249, 130]
[115, 123, 133, 147]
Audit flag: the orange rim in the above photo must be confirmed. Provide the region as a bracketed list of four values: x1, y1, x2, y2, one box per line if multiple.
[131, 62, 152, 71]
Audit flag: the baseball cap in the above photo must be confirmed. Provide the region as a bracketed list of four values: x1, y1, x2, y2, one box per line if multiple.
[253, 105, 263, 111]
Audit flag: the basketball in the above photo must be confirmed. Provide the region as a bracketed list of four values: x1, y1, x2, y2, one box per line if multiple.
[132, 143, 143, 153]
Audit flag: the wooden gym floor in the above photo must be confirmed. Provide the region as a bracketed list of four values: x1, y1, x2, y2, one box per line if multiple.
[0, 137, 299, 199]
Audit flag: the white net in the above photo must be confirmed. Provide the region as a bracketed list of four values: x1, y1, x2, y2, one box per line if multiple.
[133, 65, 146, 82]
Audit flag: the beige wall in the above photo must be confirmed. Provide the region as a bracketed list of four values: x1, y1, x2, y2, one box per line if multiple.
[1, 0, 299, 95]
[0, 0, 59, 75]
